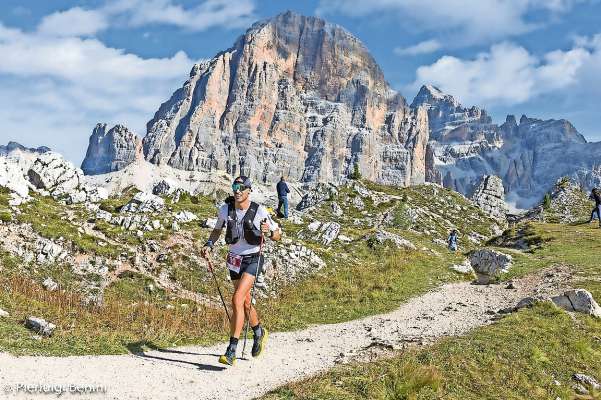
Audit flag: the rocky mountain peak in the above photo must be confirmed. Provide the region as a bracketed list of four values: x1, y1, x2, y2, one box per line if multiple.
[410, 84, 458, 109]
[81, 123, 142, 175]
[411, 84, 491, 142]
[0, 142, 50, 156]
[141, 11, 428, 186]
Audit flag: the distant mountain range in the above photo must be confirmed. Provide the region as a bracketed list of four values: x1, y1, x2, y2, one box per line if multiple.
[411, 84, 601, 208]
[78, 11, 600, 209]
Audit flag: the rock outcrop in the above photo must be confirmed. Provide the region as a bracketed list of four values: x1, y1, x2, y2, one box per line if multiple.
[469, 248, 512, 284]
[81, 124, 142, 175]
[142, 11, 429, 187]
[412, 85, 601, 208]
[28, 152, 83, 197]
[552, 289, 601, 318]
[519, 177, 592, 223]
[470, 175, 508, 220]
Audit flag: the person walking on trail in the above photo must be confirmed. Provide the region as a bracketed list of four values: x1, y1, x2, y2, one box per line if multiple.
[276, 176, 290, 218]
[201, 176, 281, 366]
[588, 188, 601, 227]
[448, 229, 458, 252]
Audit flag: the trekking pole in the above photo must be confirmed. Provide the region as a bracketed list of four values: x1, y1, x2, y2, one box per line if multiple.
[242, 223, 266, 359]
[203, 254, 231, 323]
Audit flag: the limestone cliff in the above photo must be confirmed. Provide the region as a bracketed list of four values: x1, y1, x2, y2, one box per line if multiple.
[142, 11, 429, 186]
[81, 124, 142, 175]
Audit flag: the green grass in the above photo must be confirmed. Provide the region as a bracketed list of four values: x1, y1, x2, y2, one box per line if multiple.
[263, 303, 601, 400]
[263, 241, 467, 331]
[0, 270, 227, 356]
[262, 221, 601, 400]
[17, 194, 123, 257]
[0, 181, 501, 356]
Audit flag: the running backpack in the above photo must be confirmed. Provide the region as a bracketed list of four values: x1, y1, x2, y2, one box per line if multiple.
[224, 197, 263, 245]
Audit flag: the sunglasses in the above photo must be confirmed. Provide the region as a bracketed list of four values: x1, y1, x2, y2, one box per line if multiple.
[232, 183, 250, 192]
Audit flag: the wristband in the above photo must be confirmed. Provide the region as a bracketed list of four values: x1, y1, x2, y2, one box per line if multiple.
[269, 230, 274, 239]
[205, 240, 214, 249]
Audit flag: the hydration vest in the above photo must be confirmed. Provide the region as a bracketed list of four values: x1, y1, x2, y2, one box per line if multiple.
[224, 197, 263, 246]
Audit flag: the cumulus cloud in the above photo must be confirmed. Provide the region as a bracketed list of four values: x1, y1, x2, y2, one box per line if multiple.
[318, 0, 590, 45]
[406, 39, 598, 107]
[33, 0, 256, 38]
[0, 22, 196, 163]
[38, 7, 109, 37]
[107, 0, 256, 31]
[394, 39, 441, 56]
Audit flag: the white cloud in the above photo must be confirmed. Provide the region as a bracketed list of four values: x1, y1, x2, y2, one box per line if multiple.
[394, 39, 441, 56]
[407, 40, 597, 107]
[38, 7, 109, 37]
[111, 0, 256, 31]
[0, 22, 196, 163]
[318, 0, 590, 45]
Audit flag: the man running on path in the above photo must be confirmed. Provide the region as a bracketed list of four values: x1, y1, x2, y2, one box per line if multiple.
[276, 176, 290, 218]
[201, 176, 281, 366]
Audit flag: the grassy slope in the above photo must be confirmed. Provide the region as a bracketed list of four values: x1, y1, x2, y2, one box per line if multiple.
[0, 181, 507, 356]
[263, 222, 601, 400]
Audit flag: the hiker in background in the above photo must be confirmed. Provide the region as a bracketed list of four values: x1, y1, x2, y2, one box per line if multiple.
[201, 176, 282, 366]
[588, 188, 601, 227]
[276, 176, 290, 218]
[448, 229, 458, 252]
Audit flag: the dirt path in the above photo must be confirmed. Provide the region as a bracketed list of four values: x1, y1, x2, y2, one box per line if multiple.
[0, 266, 572, 400]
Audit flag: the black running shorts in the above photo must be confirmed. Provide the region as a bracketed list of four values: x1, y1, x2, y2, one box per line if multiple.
[229, 253, 264, 281]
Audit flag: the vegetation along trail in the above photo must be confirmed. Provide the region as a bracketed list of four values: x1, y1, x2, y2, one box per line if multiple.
[0, 266, 570, 400]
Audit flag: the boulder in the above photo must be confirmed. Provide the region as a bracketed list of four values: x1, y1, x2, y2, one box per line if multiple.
[153, 179, 177, 196]
[42, 277, 58, 291]
[0, 308, 8, 317]
[331, 202, 343, 217]
[366, 230, 416, 250]
[25, 316, 56, 337]
[174, 211, 198, 223]
[352, 195, 365, 210]
[307, 221, 322, 231]
[67, 185, 109, 204]
[296, 183, 339, 211]
[263, 241, 326, 287]
[450, 259, 473, 274]
[551, 289, 601, 318]
[469, 248, 512, 284]
[121, 192, 165, 213]
[27, 152, 82, 197]
[573, 374, 600, 390]
[319, 222, 340, 245]
[35, 239, 68, 264]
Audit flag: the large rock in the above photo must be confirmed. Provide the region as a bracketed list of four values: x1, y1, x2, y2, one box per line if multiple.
[470, 175, 508, 220]
[143, 11, 429, 187]
[27, 152, 82, 197]
[174, 210, 198, 223]
[469, 248, 512, 284]
[365, 230, 416, 250]
[520, 177, 593, 224]
[25, 316, 56, 337]
[81, 124, 142, 175]
[296, 183, 339, 211]
[412, 85, 601, 208]
[121, 192, 165, 213]
[552, 289, 601, 318]
[0, 308, 8, 317]
[263, 241, 326, 287]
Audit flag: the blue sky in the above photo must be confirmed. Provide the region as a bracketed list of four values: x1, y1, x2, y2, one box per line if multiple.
[1, 0, 600, 164]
